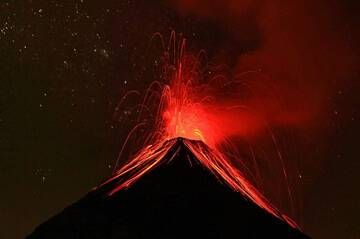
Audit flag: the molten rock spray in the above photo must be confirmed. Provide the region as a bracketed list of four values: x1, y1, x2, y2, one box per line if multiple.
[100, 33, 299, 229]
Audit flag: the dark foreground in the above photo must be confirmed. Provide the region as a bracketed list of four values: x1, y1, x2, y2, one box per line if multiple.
[27, 138, 309, 239]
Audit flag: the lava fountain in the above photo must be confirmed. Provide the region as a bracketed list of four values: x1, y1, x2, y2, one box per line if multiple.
[102, 33, 299, 229]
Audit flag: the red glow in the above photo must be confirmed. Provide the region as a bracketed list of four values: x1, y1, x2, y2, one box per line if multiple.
[98, 36, 300, 229]
[162, 61, 218, 146]
[159, 44, 266, 147]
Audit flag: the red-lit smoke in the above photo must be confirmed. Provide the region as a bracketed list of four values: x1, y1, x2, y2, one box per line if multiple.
[169, 0, 356, 132]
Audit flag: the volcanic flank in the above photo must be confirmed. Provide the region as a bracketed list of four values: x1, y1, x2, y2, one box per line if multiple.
[27, 138, 310, 239]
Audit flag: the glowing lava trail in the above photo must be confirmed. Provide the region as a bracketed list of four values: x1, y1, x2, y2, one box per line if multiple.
[99, 34, 299, 229]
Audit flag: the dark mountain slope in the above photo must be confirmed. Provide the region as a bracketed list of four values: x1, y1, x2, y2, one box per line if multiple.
[27, 138, 309, 239]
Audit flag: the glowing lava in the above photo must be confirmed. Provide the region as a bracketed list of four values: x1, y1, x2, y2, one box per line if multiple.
[99, 137, 298, 229]
[162, 62, 215, 145]
[101, 35, 300, 230]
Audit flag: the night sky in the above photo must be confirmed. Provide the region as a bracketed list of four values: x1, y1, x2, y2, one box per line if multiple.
[1, 1, 359, 238]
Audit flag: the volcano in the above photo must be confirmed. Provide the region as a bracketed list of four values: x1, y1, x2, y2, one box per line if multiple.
[27, 138, 310, 238]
